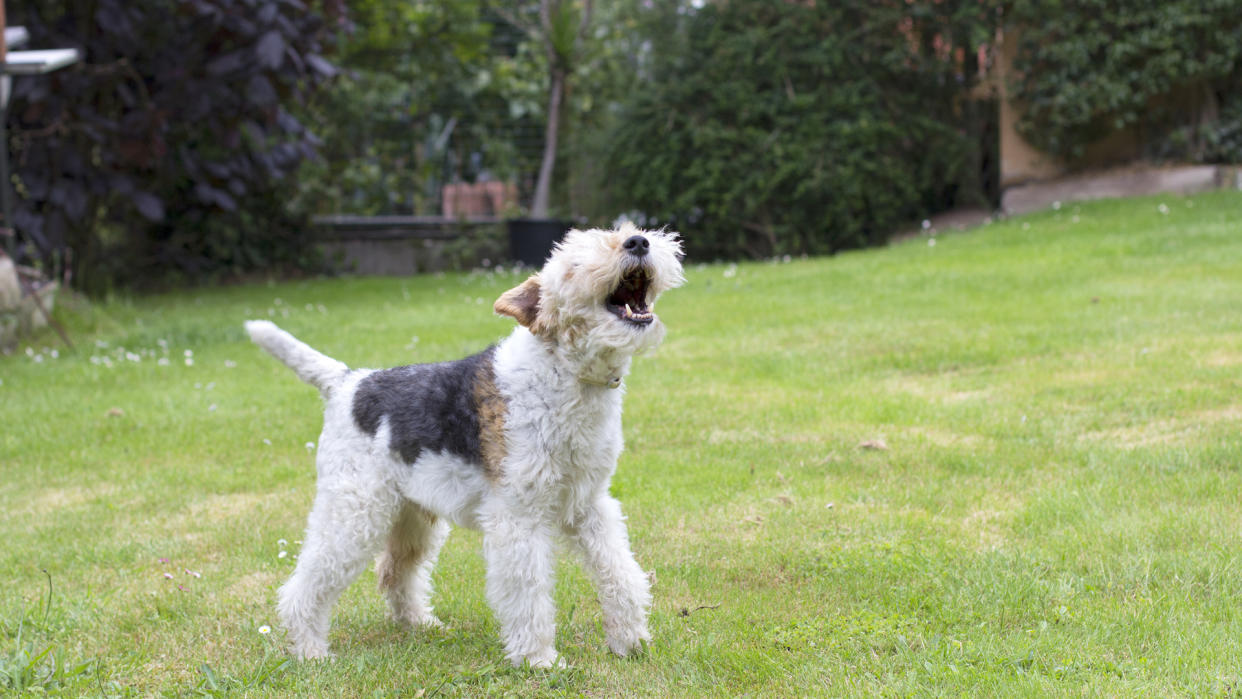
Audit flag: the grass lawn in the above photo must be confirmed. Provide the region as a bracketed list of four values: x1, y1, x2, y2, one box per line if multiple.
[3, 191, 1242, 696]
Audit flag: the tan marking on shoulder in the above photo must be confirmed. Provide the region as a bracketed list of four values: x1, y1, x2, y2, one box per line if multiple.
[473, 356, 508, 482]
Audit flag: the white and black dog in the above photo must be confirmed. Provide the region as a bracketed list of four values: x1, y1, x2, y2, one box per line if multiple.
[246, 224, 684, 667]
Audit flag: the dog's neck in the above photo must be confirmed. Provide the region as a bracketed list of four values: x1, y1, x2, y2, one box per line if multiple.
[563, 344, 632, 390]
[504, 327, 634, 393]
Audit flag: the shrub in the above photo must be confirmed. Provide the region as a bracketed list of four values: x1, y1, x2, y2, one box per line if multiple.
[291, 0, 531, 218]
[605, 0, 998, 259]
[8, 0, 340, 292]
[1006, 0, 1242, 163]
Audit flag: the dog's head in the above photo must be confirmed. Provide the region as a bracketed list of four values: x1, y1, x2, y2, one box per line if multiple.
[495, 223, 685, 363]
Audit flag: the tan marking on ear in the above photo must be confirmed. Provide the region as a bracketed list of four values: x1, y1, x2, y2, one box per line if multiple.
[494, 276, 542, 329]
[473, 358, 507, 482]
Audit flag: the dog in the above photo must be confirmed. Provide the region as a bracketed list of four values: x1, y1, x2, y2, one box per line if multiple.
[245, 223, 684, 667]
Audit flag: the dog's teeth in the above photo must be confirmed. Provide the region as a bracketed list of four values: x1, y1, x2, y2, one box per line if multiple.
[624, 303, 633, 317]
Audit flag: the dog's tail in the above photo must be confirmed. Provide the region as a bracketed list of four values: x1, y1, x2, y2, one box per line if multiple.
[245, 320, 349, 397]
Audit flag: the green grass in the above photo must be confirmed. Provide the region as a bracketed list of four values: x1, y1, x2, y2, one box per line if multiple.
[3, 191, 1242, 696]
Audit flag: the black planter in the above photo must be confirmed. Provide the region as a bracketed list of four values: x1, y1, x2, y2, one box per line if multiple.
[507, 218, 570, 268]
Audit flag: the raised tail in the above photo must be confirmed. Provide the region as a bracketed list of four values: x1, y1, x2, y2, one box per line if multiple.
[245, 320, 349, 397]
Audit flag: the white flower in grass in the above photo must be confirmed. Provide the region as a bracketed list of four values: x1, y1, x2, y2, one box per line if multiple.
[262, 438, 272, 446]
[185, 358, 194, 366]
[305, 442, 316, 451]
[277, 539, 288, 547]
[184, 349, 193, 357]
[223, 359, 237, 368]
[928, 238, 936, 247]
[1157, 203, 1170, 215]
[1052, 201, 1062, 210]
[278, 551, 288, 559]
[258, 625, 271, 635]
[921, 219, 931, 230]
[158, 357, 170, 366]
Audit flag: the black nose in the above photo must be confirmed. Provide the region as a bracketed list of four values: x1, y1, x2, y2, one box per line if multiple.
[623, 235, 649, 256]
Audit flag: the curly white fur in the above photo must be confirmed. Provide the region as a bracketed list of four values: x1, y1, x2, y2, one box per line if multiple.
[245, 224, 683, 667]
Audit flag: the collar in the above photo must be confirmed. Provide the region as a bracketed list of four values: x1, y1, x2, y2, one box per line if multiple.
[580, 375, 622, 389]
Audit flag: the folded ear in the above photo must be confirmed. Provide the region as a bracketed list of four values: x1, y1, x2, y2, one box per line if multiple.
[494, 275, 542, 329]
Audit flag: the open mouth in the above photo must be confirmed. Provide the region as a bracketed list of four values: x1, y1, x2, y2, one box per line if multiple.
[605, 268, 654, 325]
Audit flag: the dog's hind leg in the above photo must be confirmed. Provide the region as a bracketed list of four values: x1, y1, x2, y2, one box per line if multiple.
[376, 501, 450, 629]
[277, 483, 400, 660]
[566, 495, 652, 657]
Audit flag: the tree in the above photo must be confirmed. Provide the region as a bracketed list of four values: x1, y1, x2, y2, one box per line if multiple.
[495, 0, 594, 218]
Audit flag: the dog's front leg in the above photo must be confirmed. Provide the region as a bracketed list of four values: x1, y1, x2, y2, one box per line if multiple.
[567, 495, 652, 657]
[479, 502, 560, 667]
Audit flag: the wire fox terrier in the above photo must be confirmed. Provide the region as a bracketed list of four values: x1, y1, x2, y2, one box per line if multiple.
[245, 224, 684, 667]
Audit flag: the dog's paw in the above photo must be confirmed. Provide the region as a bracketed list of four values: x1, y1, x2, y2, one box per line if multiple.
[606, 625, 651, 658]
[397, 611, 446, 630]
[414, 615, 448, 632]
[513, 648, 566, 669]
[290, 642, 335, 661]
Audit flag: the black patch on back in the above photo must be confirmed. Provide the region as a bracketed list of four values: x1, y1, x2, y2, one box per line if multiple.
[352, 347, 496, 464]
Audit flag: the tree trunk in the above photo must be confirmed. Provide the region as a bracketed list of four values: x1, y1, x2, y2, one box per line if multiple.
[531, 66, 564, 219]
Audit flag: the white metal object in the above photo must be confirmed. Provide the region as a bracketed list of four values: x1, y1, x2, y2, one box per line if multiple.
[3, 48, 80, 75]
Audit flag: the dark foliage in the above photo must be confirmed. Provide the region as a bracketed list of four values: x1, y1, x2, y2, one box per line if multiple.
[7, 0, 341, 292]
[605, 0, 999, 260]
[1007, 0, 1242, 163]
